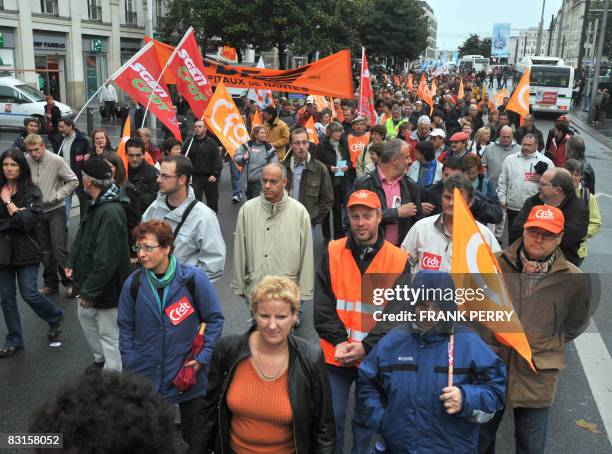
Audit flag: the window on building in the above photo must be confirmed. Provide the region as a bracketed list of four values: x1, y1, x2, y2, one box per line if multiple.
[0, 0, 4, 10]
[40, 0, 58, 14]
[88, 0, 102, 20]
[125, 0, 137, 24]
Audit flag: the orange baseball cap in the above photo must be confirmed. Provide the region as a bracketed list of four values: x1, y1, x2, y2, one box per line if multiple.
[524, 205, 564, 234]
[347, 190, 381, 209]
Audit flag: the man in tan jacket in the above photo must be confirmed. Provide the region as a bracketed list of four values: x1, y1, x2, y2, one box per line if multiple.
[231, 162, 313, 327]
[262, 106, 290, 160]
[479, 204, 591, 454]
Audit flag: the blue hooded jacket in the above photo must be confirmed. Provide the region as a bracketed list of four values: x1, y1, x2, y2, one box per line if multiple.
[118, 260, 224, 404]
[355, 271, 506, 453]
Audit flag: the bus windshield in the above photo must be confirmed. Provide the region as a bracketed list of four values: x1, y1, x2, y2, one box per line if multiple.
[530, 67, 571, 88]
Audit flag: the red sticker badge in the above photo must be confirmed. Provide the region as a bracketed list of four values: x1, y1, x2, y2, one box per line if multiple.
[165, 296, 194, 325]
[421, 252, 442, 270]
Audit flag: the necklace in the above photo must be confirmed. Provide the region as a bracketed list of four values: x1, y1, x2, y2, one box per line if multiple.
[254, 337, 287, 381]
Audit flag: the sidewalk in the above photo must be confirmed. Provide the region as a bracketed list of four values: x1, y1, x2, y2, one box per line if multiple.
[568, 107, 612, 150]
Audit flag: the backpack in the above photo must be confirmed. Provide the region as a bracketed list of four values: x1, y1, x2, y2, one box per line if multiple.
[130, 268, 196, 302]
[581, 186, 591, 216]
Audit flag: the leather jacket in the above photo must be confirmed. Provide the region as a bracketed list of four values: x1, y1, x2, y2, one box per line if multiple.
[188, 328, 335, 454]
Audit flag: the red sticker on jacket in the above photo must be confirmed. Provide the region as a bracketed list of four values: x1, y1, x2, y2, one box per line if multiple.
[524, 172, 538, 182]
[165, 297, 194, 325]
[421, 252, 442, 270]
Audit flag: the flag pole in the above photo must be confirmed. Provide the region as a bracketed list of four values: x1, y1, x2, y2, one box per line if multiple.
[73, 42, 156, 123]
[140, 27, 194, 128]
[448, 332, 454, 387]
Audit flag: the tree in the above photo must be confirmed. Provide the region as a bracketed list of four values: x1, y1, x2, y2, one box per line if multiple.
[458, 34, 483, 57]
[360, 0, 429, 62]
[159, 0, 366, 68]
[480, 38, 492, 58]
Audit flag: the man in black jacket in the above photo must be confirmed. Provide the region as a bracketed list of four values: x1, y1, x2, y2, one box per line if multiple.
[66, 158, 130, 370]
[510, 167, 589, 266]
[422, 157, 503, 225]
[353, 139, 421, 246]
[183, 120, 222, 213]
[514, 114, 545, 152]
[125, 137, 159, 212]
[57, 117, 91, 222]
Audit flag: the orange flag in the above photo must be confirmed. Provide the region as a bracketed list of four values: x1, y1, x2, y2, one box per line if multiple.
[116, 117, 154, 174]
[494, 88, 509, 107]
[417, 73, 434, 114]
[312, 95, 328, 112]
[330, 98, 345, 122]
[407, 74, 414, 93]
[202, 82, 249, 158]
[457, 78, 465, 100]
[251, 109, 262, 132]
[304, 116, 319, 145]
[431, 78, 437, 96]
[451, 189, 534, 370]
[506, 68, 531, 118]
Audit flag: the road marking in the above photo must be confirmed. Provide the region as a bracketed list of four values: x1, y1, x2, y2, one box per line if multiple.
[574, 319, 612, 445]
[595, 193, 612, 201]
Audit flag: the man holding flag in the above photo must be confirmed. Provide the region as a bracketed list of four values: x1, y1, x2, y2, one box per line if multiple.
[478, 205, 591, 454]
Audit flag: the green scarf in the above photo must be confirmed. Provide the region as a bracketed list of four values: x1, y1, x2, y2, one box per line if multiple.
[145, 255, 177, 315]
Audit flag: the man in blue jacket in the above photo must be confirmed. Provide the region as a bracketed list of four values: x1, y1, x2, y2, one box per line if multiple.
[355, 271, 506, 453]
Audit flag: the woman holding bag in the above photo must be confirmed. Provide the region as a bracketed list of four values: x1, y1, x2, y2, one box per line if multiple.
[0, 148, 64, 357]
[117, 220, 224, 443]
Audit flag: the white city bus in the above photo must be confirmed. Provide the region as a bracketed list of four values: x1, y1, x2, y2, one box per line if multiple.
[517, 56, 574, 113]
[459, 55, 490, 73]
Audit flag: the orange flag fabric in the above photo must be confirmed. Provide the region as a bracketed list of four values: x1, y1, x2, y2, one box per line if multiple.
[431, 78, 437, 96]
[312, 95, 328, 112]
[407, 74, 414, 93]
[506, 68, 531, 118]
[417, 73, 434, 113]
[457, 78, 465, 100]
[304, 116, 319, 144]
[494, 88, 509, 107]
[202, 82, 249, 158]
[451, 189, 534, 370]
[145, 36, 176, 84]
[251, 109, 262, 132]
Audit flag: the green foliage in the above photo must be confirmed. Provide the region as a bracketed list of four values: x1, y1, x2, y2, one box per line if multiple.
[480, 38, 492, 58]
[360, 0, 429, 61]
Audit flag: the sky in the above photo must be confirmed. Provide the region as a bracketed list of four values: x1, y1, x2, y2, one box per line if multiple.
[427, 0, 563, 51]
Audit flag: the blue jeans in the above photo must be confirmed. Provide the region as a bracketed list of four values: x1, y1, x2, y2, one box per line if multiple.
[326, 364, 374, 454]
[0, 264, 64, 347]
[229, 159, 242, 197]
[479, 406, 550, 454]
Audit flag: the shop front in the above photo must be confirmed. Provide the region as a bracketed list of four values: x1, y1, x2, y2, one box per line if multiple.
[33, 31, 67, 103]
[82, 36, 108, 100]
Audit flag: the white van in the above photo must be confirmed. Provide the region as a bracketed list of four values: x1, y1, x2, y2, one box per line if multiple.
[0, 76, 73, 129]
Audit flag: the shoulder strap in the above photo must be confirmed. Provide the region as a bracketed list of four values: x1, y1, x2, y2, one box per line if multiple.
[186, 276, 196, 302]
[174, 199, 198, 239]
[582, 187, 590, 206]
[130, 268, 144, 301]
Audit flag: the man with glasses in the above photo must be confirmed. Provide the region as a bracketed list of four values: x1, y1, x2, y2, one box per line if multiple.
[231, 162, 313, 328]
[479, 205, 590, 453]
[65, 158, 130, 370]
[509, 167, 589, 266]
[497, 134, 553, 244]
[126, 137, 159, 213]
[142, 156, 225, 283]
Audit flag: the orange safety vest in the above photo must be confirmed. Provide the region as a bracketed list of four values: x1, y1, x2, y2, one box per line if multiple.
[321, 237, 408, 366]
[347, 133, 370, 168]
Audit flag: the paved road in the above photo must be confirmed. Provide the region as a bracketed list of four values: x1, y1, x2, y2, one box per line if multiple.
[0, 111, 611, 453]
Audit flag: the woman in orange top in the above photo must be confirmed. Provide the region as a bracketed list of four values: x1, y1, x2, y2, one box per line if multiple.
[188, 276, 335, 454]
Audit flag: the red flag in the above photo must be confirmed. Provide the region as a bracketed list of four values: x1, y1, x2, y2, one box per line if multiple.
[417, 73, 434, 113]
[167, 27, 214, 120]
[112, 41, 182, 141]
[358, 47, 376, 123]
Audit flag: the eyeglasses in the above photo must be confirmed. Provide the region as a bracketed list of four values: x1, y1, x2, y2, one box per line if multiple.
[133, 244, 160, 253]
[525, 229, 558, 241]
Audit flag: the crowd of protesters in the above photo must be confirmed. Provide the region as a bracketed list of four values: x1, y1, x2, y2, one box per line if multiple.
[0, 64, 600, 454]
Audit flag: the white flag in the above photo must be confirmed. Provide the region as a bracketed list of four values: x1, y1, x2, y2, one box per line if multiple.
[247, 57, 274, 108]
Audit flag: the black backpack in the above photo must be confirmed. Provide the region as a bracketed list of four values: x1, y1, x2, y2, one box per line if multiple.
[129, 268, 195, 302]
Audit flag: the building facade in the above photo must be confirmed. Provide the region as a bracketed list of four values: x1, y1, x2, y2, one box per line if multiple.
[508, 27, 550, 65]
[0, 0, 164, 109]
[418, 1, 437, 60]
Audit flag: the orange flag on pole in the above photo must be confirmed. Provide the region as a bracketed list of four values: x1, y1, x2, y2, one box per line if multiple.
[451, 189, 534, 370]
[251, 109, 262, 133]
[457, 78, 465, 100]
[417, 73, 434, 113]
[506, 68, 531, 118]
[202, 82, 249, 158]
[494, 88, 509, 108]
[304, 116, 319, 144]
[431, 78, 437, 96]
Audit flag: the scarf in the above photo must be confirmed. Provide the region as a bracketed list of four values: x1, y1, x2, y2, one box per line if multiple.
[145, 255, 177, 315]
[519, 245, 555, 274]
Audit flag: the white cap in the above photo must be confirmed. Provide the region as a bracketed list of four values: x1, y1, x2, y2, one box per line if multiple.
[429, 128, 446, 139]
[306, 95, 314, 104]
